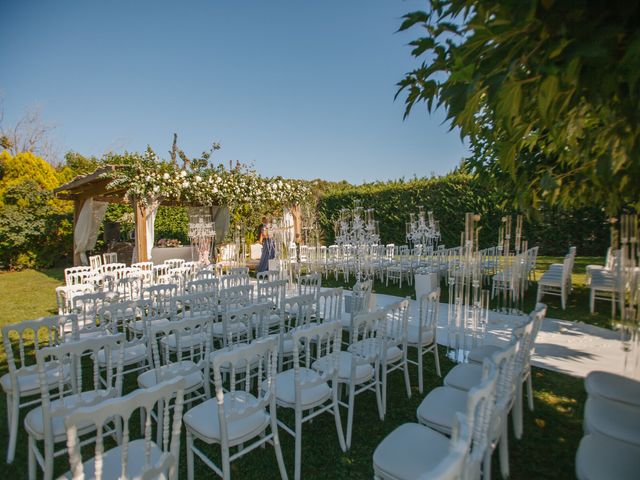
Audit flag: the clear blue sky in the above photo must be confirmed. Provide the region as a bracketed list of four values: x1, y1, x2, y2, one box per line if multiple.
[0, 0, 468, 183]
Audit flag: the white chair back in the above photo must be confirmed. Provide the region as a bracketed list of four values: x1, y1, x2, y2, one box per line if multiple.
[297, 272, 321, 297]
[64, 377, 185, 480]
[64, 266, 93, 286]
[89, 254, 102, 270]
[315, 287, 344, 323]
[257, 279, 287, 312]
[164, 258, 185, 269]
[102, 252, 118, 264]
[36, 334, 125, 442]
[218, 284, 254, 312]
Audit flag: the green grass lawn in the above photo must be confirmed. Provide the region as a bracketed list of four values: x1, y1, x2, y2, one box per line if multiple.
[0, 262, 592, 479]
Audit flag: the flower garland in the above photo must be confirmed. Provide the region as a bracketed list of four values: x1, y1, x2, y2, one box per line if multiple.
[101, 148, 309, 209]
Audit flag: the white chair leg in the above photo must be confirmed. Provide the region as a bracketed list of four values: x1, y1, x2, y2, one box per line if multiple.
[271, 416, 289, 480]
[346, 383, 356, 449]
[417, 347, 424, 394]
[294, 410, 303, 480]
[380, 364, 388, 419]
[6, 393, 19, 463]
[28, 435, 36, 480]
[499, 421, 510, 478]
[526, 373, 534, 411]
[374, 369, 384, 420]
[186, 432, 195, 480]
[590, 288, 595, 313]
[221, 438, 231, 480]
[434, 344, 441, 377]
[333, 389, 346, 452]
[44, 440, 54, 480]
[513, 382, 524, 440]
[403, 357, 411, 399]
[483, 448, 492, 480]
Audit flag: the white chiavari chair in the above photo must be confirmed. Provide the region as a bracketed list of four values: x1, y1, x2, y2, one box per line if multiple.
[186, 337, 288, 480]
[63, 377, 186, 480]
[26, 334, 125, 480]
[1, 315, 76, 463]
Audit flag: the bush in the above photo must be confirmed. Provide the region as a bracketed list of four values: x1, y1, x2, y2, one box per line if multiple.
[316, 174, 610, 256]
[0, 180, 73, 269]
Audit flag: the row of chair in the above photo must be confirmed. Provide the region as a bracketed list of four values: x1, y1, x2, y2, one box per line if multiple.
[372, 303, 547, 480]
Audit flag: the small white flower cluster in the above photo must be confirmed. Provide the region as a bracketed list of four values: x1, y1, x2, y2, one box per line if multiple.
[104, 152, 309, 209]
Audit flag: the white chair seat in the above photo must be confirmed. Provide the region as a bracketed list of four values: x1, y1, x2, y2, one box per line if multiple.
[467, 345, 502, 364]
[356, 338, 402, 362]
[97, 343, 147, 366]
[131, 317, 170, 334]
[209, 346, 259, 370]
[184, 392, 269, 445]
[313, 351, 374, 384]
[137, 361, 203, 390]
[373, 422, 450, 480]
[211, 321, 248, 337]
[584, 396, 640, 446]
[61, 439, 165, 480]
[268, 368, 331, 408]
[444, 363, 483, 391]
[161, 332, 207, 350]
[585, 371, 640, 407]
[416, 386, 467, 435]
[406, 323, 435, 346]
[538, 274, 563, 286]
[24, 390, 109, 440]
[576, 433, 640, 480]
[0, 362, 70, 396]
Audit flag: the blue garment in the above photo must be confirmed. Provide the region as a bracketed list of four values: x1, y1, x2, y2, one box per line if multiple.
[257, 237, 275, 272]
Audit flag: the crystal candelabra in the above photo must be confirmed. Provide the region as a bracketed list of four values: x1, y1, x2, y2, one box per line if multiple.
[494, 214, 528, 314]
[613, 214, 640, 376]
[406, 207, 440, 250]
[188, 208, 216, 266]
[334, 200, 381, 280]
[446, 213, 490, 362]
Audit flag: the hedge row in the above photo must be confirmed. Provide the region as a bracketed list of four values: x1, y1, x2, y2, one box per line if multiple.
[315, 174, 610, 256]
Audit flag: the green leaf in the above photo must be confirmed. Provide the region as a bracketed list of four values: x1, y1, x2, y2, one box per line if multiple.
[538, 75, 558, 119]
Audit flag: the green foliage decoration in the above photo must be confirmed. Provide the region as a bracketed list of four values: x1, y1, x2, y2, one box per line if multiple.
[101, 147, 309, 209]
[397, 0, 640, 214]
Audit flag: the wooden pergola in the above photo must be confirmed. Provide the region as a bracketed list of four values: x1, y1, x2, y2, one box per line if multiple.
[55, 166, 303, 266]
[55, 166, 196, 265]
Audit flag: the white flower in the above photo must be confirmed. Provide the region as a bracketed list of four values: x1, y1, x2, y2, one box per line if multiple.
[163, 173, 170, 180]
[182, 181, 190, 188]
[195, 175, 202, 183]
[153, 185, 160, 193]
[212, 187, 218, 193]
[180, 170, 187, 177]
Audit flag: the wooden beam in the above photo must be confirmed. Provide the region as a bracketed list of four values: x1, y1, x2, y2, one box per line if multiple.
[134, 198, 148, 263]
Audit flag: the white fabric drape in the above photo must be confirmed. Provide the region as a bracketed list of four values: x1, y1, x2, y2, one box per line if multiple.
[283, 208, 295, 245]
[212, 206, 230, 241]
[74, 198, 108, 265]
[146, 200, 160, 260]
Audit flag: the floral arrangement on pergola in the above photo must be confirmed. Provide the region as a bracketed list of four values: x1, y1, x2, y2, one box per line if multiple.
[102, 147, 309, 209]
[55, 141, 309, 265]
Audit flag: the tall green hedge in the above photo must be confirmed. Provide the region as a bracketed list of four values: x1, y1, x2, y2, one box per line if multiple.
[316, 174, 609, 256]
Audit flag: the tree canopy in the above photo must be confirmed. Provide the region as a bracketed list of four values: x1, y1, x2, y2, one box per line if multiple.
[397, 0, 640, 214]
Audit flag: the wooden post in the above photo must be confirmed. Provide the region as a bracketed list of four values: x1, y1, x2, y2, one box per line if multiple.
[134, 198, 149, 263]
[291, 204, 303, 244]
[72, 198, 87, 266]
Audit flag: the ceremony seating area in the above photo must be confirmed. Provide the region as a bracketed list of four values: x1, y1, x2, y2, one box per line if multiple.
[0, 248, 573, 480]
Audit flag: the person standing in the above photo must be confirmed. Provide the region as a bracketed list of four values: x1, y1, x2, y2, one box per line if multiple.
[257, 216, 275, 272]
